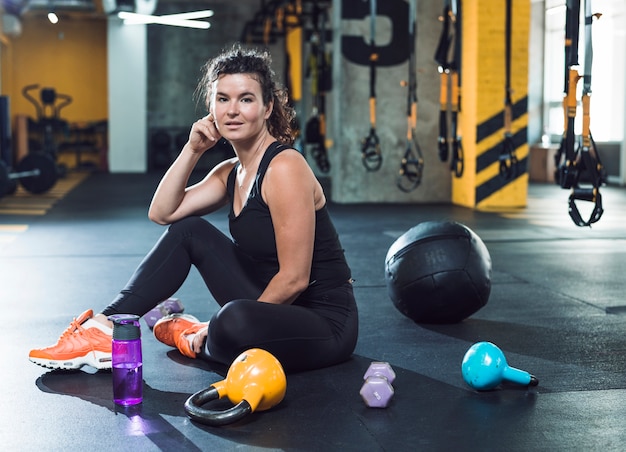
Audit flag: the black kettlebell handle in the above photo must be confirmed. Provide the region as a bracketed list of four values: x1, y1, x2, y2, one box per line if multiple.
[184, 386, 252, 426]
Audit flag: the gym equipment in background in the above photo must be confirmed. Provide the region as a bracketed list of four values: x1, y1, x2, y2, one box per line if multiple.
[396, 0, 424, 193]
[0, 92, 58, 198]
[498, 0, 519, 181]
[184, 348, 287, 426]
[305, 2, 332, 174]
[434, 0, 463, 177]
[461, 342, 539, 391]
[0, 152, 58, 199]
[385, 221, 491, 324]
[360, 0, 383, 171]
[554, 0, 606, 227]
[22, 84, 72, 160]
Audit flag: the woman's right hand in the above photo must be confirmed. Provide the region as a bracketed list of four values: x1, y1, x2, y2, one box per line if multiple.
[188, 113, 221, 154]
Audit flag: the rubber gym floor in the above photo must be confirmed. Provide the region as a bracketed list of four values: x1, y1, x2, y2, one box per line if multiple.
[1, 171, 625, 451]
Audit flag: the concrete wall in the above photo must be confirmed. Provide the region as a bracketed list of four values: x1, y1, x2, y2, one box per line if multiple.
[331, 0, 449, 203]
[108, 19, 147, 173]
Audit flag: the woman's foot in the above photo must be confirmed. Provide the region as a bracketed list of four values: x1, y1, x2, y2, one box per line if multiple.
[153, 314, 208, 358]
[29, 309, 113, 370]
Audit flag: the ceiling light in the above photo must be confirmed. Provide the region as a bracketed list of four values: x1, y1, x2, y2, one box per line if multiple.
[160, 10, 214, 21]
[47, 12, 59, 24]
[118, 10, 212, 29]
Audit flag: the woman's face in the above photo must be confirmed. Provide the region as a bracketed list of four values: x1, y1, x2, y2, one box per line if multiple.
[210, 73, 273, 143]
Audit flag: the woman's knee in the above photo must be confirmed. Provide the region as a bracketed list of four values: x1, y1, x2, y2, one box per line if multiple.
[167, 216, 208, 236]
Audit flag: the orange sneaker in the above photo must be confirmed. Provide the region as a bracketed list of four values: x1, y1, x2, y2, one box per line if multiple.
[29, 309, 113, 370]
[153, 314, 206, 359]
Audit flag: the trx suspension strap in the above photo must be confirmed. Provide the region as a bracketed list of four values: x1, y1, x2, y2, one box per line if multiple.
[434, 1, 450, 163]
[554, 0, 580, 189]
[449, 1, 463, 179]
[278, 4, 303, 145]
[573, 0, 606, 225]
[434, 0, 463, 177]
[498, 0, 518, 181]
[361, 0, 383, 171]
[397, 0, 424, 192]
[305, 0, 331, 173]
[555, 0, 606, 227]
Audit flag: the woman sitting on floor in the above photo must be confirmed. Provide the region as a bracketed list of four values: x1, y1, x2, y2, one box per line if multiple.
[29, 44, 359, 374]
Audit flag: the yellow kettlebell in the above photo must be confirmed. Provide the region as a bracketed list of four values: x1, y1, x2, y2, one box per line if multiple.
[184, 348, 287, 426]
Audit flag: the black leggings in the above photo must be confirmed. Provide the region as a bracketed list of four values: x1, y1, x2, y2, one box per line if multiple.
[101, 216, 359, 373]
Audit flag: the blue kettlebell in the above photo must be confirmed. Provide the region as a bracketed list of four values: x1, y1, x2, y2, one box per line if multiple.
[461, 342, 539, 391]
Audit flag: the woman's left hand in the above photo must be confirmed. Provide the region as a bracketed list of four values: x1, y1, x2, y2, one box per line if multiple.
[192, 324, 210, 353]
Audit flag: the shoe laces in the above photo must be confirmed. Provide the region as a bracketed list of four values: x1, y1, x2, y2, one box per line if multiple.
[59, 317, 86, 340]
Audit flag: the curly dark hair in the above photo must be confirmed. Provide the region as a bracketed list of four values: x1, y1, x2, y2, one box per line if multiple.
[195, 44, 296, 145]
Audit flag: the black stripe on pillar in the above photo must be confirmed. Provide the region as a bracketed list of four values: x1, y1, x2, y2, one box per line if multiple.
[475, 156, 529, 205]
[477, 127, 528, 172]
[476, 97, 528, 143]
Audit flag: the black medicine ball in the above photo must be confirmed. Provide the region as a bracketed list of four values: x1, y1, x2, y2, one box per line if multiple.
[384, 221, 492, 324]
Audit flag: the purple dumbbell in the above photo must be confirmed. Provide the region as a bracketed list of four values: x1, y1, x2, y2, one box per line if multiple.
[360, 362, 396, 408]
[144, 298, 185, 329]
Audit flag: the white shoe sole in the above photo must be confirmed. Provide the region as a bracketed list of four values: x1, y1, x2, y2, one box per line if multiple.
[29, 350, 112, 370]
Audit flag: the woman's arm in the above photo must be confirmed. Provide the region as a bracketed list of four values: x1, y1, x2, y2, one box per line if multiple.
[148, 116, 232, 225]
[259, 149, 324, 304]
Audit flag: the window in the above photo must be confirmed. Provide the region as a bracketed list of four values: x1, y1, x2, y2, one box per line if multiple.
[543, 0, 625, 142]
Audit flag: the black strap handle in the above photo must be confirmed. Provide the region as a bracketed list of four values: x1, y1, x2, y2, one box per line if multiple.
[184, 386, 253, 427]
[362, 127, 382, 171]
[568, 188, 603, 227]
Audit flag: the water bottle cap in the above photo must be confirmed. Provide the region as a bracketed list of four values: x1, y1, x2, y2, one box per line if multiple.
[109, 314, 141, 340]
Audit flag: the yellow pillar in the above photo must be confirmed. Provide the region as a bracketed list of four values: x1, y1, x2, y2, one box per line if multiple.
[285, 6, 303, 102]
[453, 0, 530, 209]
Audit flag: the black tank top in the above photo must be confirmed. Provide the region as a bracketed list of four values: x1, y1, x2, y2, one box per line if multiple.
[227, 141, 351, 294]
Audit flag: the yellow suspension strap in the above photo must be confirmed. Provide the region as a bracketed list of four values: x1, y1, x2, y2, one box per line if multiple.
[554, 0, 580, 188]
[498, 0, 518, 181]
[434, 0, 463, 177]
[434, 0, 451, 163]
[240, 5, 275, 45]
[361, 0, 383, 171]
[397, 0, 424, 192]
[263, 13, 273, 45]
[449, 65, 463, 177]
[282, 2, 304, 143]
[568, 0, 606, 226]
[305, 0, 331, 173]
[276, 6, 285, 32]
[555, 0, 606, 226]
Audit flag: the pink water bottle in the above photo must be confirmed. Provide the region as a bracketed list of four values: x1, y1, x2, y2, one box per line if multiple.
[109, 314, 143, 406]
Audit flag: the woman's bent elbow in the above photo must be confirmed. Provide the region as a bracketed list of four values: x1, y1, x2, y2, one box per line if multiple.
[293, 277, 311, 296]
[148, 210, 169, 225]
